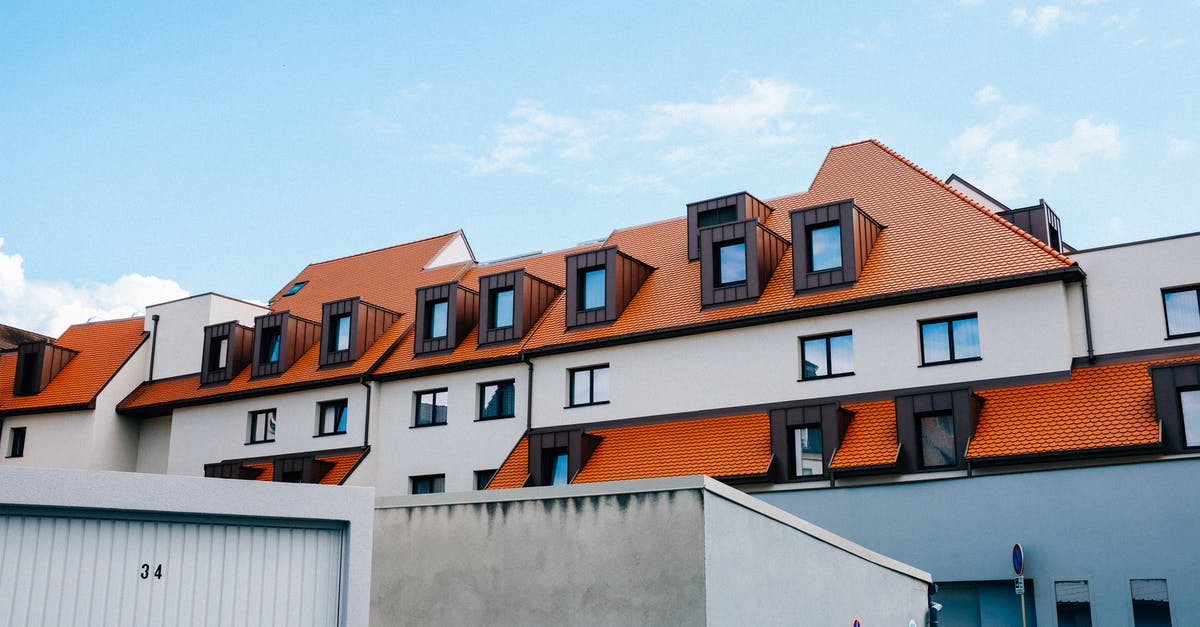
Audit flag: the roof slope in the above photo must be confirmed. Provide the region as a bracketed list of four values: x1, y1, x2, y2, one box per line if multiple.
[239, 448, 368, 485]
[0, 324, 52, 350]
[829, 400, 900, 469]
[0, 318, 147, 413]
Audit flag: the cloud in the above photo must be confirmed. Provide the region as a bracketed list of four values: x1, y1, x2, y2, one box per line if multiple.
[471, 100, 604, 174]
[0, 238, 188, 337]
[1168, 137, 1193, 158]
[974, 85, 1002, 106]
[1011, 5, 1074, 36]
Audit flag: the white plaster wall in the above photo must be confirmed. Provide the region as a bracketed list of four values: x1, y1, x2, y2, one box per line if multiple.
[1071, 234, 1200, 355]
[531, 283, 1075, 426]
[88, 340, 152, 471]
[166, 383, 368, 476]
[375, 363, 529, 496]
[136, 416, 172, 474]
[425, 232, 474, 268]
[144, 293, 267, 380]
[0, 410, 95, 469]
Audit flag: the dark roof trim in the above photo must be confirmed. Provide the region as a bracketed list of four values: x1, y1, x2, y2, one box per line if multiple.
[118, 374, 365, 418]
[1069, 230, 1200, 254]
[1071, 342, 1200, 368]
[214, 445, 369, 466]
[337, 446, 371, 485]
[966, 442, 1161, 465]
[945, 174, 1012, 212]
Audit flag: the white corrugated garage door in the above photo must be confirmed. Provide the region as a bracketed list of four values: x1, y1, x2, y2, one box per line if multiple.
[0, 507, 345, 627]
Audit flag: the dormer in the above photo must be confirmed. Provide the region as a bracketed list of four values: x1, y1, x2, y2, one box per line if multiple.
[526, 428, 603, 486]
[564, 246, 653, 329]
[478, 269, 561, 346]
[12, 340, 77, 397]
[319, 297, 400, 367]
[250, 311, 320, 378]
[199, 322, 253, 385]
[997, 200, 1067, 253]
[699, 219, 788, 307]
[414, 282, 479, 355]
[791, 199, 883, 293]
[686, 192, 773, 261]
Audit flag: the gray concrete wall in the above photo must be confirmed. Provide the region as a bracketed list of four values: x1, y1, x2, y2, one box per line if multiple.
[755, 458, 1200, 626]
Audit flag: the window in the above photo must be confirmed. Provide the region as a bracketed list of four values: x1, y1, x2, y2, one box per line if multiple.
[281, 281, 307, 297]
[426, 299, 448, 339]
[570, 365, 609, 407]
[411, 474, 445, 494]
[474, 469, 497, 490]
[800, 332, 853, 379]
[792, 426, 822, 477]
[248, 409, 276, 444]
[920, 314, 980, 365]
[489, 287, 514, 329]
[1131, 579, 1172, 626]
[716, 241, 747, 286]
[1182, 389, 1200, 448]
[1055, 581, 1093, 627]
[479, 380, 516, 420]
[581, 267, 606, 310]
[260, 326, 282, 364]
[697, 205, 737, 227]
[329, 313, 351, 352]
[414, 389, 448, 426]
[545, 449, 569, 486]
[807, 223, 842, 271]
[918, 414, 956, 468]
[317, 399, 348, 436]
[1163, 286, 1200, 338]
[207, 336, 229, 371]
[7, 427, 26, 458]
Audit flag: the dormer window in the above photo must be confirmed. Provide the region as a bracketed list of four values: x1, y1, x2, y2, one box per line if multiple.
[489, 288, 514, 328]
[427, 300, 448, 339]
[251, 312, 319, 378]
[768, 403, 851, 481]
[697, 205, 737, 228]
[894, 389, 981, 473]
[716, 241, 747, 286]
[526, 428, 602, 487]
[686, 192, 773, 261]
[318, 297, 398, 368]
[330, 314, 351, 351]
[564, 247, 652, 328]
[12, 340, 76, 397]
[415, 282, 478, 355]
[1149, 360, 1200, 453]
[209, 337, 229, 370]
[792, 199, 883, 293]
[699, 219, 787, 307]
[261, 327, 282, 364]
[478, 269, 561, 346]
[200, 321, 252, 385]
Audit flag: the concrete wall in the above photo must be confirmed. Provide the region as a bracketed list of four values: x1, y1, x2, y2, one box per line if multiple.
[531, 284, 1074, 427]
[144, 293, 267, 381]
[755, 458, 1200, 626]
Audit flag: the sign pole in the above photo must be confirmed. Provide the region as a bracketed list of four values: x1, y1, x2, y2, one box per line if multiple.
[1012, 544, 1027, 627]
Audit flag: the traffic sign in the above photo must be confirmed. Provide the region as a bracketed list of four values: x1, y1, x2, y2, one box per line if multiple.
[1012, 543, 1024, 575]
[1014, 575, 1025, 596]
[852, 618, 861, 627]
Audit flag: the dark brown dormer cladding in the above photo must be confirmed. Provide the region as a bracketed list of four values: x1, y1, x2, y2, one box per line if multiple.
[250, 311, 320, 379]
[12, 341, 78, 397]
[768, 403, 852, 481]
[414, 282, 479, 355]
[478, 269, 562, 346]
[894, 389, 981, 473]
[791, 199, 884, 293]
[200, 321, 253, 385]
[564, 246, 653, 329]
[997, 200, 1065, 253]
[699, 219, 789, 307]
[319, 297, 400, 368]
[686, 192, 773, 261]
[526, 428, 603, 487]
[1150, 361, 1200, 453]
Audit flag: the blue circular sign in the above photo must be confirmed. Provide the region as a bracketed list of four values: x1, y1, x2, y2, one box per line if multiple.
[1012, 543, 1024, 575]
[852, 618, 861, 627]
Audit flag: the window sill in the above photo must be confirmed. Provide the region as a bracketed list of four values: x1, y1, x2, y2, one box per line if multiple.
[410, 422, 447, 429]
[1165, 331, 1200, 340]
[313, 432, 347, 438]
[245, 440, 275, 445]
[476, 415, 516, 422]
[918, 356, 982, 368]
[5, 455, 23, 459]
[797, 372, 855, 382]
[565, 400, 610, 409]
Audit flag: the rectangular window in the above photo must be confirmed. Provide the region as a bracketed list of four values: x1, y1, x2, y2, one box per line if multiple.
[260, 327, 282, 364]
[792, 426, 823, 477]
[800, 332, 854, 379]
[329, 313, 351, 352]
[207, 336, 229, 372]
[1055, 580, 1093, 627]
[426, 299, 448, 339]
[1181, 389, 1200, 448]
[920, 314, 980, 365]
[697, 206, 737, 227]
[489, 287, 515, 329]
[479, 380, 516, 420]
[807, 223, 842, 271]
[581, 267, 606, 310]
[414, 389, 448, 426]
[919, 414, 956, 468]
[1163, 286, 1200, 338]
[1131, 579, 1172, 626]
[317, 399, 348, 436]
[8, 427, 26, 458]
[545, 449, 569, 486]
[410, 474, 445, 494]
[248, 409, 276, 444]
[475, 469, 497, 490]
[569, 365, 610, 407]
[281, 281, 307, 297]
[716, 241, 747, 286]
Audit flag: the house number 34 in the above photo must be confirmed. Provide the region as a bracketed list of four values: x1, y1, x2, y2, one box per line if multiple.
[140, 563, 163, 580]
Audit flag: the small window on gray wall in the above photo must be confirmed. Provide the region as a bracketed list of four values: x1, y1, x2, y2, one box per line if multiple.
[1131, 579, 1171, 627]
[800, 332, 853, 380]
[474, 469, 497, 490]
[8, 427, 26, 458]
[411, 474, 445, 494]
[1055, 580, 1093, 627]
[570, 365, 609, 406]
[479, 380, 516, 420]
[1163, 286, 1200, 338]
[415, 389, 448, 426]
[920, 314, 980, 365]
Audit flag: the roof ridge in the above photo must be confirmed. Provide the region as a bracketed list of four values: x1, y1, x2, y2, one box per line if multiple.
[862, 138, 1075, 266]
[303, 231, 460, 268]
[604, 215, 687, 242]
[828, 138, 876, 150]
[63, 316, 146, 331]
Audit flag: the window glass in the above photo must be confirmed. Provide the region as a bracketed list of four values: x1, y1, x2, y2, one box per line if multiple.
[829, 333, 854, 374]
[281, 281, 307, 297]
[1164, 288, 1200, 336]
[427, 300, 448, 339]
[793, 426, 823, 476]
[490, 287, 515, 329]
[570, 366, 609, 406]
[808, 224, 842, 271]
[415, 390, 448, 426]
[591, 366, 610, 403]
[717, 241, 747, 285]
[1131, 579, 1171, 626]
[1055, 581, 1093, 627]
[261, 327, 282, 364]
[332, 314, 351, 352]
[411, 475, 445, 494]
[480, 381, 516, 419]
[921, 315, 979, 364]
[952, 316, 981, 359]
[582, 268, 606, 310]
[921, 321, 951, 363]
[248, 409, 276, 443]
[208, 336, 229, 371]
[549, 453, 569, 486]
[475, 469, 497, 490]
[8, 427, 26, 458]
[1182, 389, 1200, 448]
[801, 338, 828, 378]
[919, 414, 955, 468]
[697, 206, 737, 227]
[319, 400, 348, 435]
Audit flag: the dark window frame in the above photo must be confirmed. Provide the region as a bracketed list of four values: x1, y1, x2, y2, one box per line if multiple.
[425, 298, 449, 340]
[799, 331, 854, 381]
[894, 389, 980, 473]
[768, 403, 849, 482]
[916, 412, 957, 469]
[1054, 580, 1094, 627]
[578, 266, 607, 311]
[488, 286, 516, 330]
[7, 426, 26, 458]
[413, 388, 449, 427]
[328, 312, 352, 353]
[316, 399, 349, 437]
[544, 447, 570, 486]
[1178, 387, 1200, 450]
[410, 474, 446, 494]
[714, 239, 748, 287]
[478, 379, 516, 421]
[918, 313, 982, 366]
[474, 469, 497, 490]
[1150, 361, 1200, 453]
[281, 281, 308, 297]
[789, 424, 824, 479]
[568, 364, 610, 408]
[806, 222, 843, 272]
[1161, 285, 1200, 339]
[247, 409, 277, 444]
[1130, 578, 1172, 625]
[259, 325, 282, 365]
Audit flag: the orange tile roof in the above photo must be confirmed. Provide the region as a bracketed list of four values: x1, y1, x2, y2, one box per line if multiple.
[968, 356, 1197, 459]
[230, 449, 368, 485]
[0, 318, 147, 414]
[829, 400, 900, 469]
[487, 436, 530, 489]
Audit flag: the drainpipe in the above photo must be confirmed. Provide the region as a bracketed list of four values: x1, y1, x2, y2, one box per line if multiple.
[359, 377, 372, 448]
[520, 353, 534, 432]
[148, 314, 160, 381]
[1079, 273, 1097, 363]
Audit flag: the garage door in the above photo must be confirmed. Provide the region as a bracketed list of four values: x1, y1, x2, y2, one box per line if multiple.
[0, 507, 345, 627]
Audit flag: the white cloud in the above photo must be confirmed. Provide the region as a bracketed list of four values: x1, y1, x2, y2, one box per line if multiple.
[0, 238, 188, 337]
[471, 100, 604, 174]
[974, 85, 1002, 106]
[1168, 137, 1193, 157]
[1011, 5, 1074, 36]
[948, 105, 1033, 157]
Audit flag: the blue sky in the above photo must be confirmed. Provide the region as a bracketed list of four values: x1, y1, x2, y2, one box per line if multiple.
[2, 1, 1198, 335]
